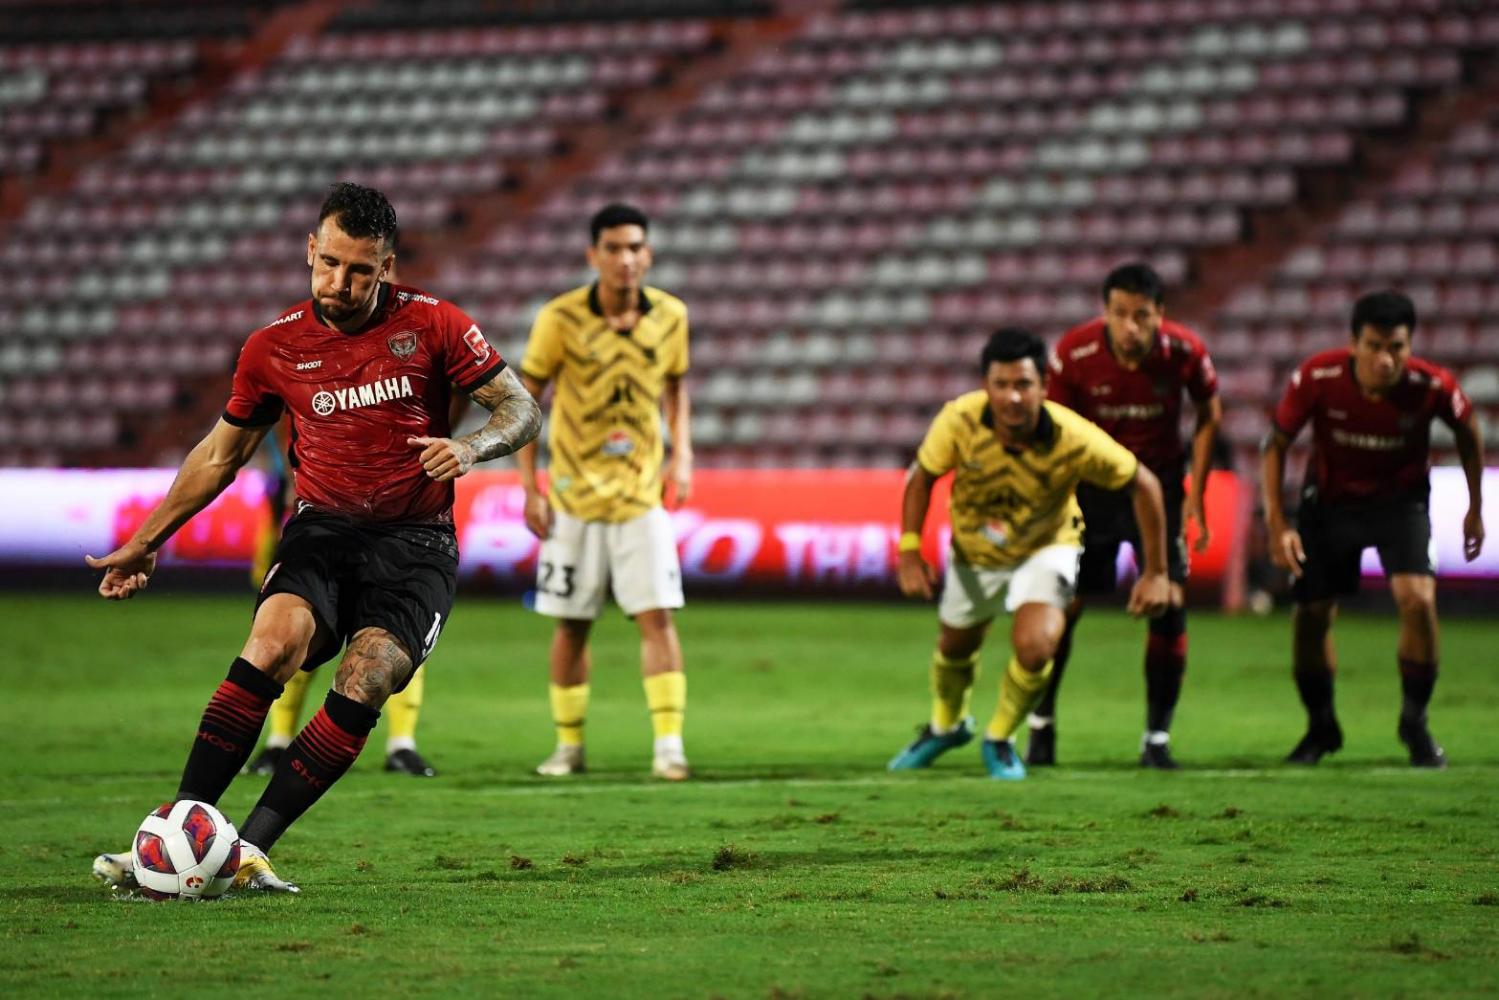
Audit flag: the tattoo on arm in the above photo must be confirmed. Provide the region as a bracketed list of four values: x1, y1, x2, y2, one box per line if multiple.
[461, 367, 543, 462]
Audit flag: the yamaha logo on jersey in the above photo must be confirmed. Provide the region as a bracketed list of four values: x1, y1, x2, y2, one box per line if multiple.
[388, 330, 418, 358]
[311, 376, 417, 416]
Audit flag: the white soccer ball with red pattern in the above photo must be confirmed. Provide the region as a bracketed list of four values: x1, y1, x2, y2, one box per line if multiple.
[131, 800, 240, 901]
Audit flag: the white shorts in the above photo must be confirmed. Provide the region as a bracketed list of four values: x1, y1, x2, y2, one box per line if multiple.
[533, 507, 684, 620]
[937, 544, 1082, 629]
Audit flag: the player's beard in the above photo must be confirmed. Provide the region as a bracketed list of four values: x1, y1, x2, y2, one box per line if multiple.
[318, 293, 364, 323]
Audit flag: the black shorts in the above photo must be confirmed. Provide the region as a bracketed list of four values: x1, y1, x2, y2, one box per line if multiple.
[1292, 489, 1433, 603]
[1076, 480, 1188, 595]
[256, 507, 459, 687]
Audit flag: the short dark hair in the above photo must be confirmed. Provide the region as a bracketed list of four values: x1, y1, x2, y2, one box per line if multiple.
[1350, 290, 1417, 338]
[590, 203, 649, 244]
[980, 327, 1047, 377]
[317, 182, 398, 249]
[1102, 262, 1166, 306]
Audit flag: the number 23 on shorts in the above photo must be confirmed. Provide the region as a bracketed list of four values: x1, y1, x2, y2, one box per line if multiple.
[538, 561, 576, 598]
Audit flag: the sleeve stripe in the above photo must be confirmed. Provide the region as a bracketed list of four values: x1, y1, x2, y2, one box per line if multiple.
[222, 409, 279, 429]
[456, 358, 507, 393]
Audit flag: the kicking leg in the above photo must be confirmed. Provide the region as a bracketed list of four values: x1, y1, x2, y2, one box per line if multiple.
[178, 594, 322, 802]
[95, 595, 322, 893]
[233, 628, 405, 888]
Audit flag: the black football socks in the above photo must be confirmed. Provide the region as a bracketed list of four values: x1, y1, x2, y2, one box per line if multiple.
[177, 658, 284, 803]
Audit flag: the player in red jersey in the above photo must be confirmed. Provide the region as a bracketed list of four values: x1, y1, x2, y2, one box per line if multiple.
[1032, 263, 1222, 769]
[85, 183, 541, 893]
[1263, 290, 1485, 767]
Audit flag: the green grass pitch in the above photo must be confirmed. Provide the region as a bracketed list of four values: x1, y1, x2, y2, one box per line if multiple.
[1, 593, 1496, 998]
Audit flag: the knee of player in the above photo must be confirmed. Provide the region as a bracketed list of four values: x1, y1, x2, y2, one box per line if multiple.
[240, 635, 309, 680]
[1393, 588, 1436, 619]
[557, 618, 593, 641]
[1012, 632, 1058, 672]
[1292, 600, 1336, 631]
[332, 629, 413, 706]
[634, 608, 676, 636]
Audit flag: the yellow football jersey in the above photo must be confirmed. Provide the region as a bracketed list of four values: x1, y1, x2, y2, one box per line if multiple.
[521, 283, 689, 522]
[916, 393, 1138, 568]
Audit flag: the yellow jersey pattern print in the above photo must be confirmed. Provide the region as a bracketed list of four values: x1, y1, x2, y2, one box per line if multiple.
[916, 394, 1138, 568]
[521, 284, 689, 523]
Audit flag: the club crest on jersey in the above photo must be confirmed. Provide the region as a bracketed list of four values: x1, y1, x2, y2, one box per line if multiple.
[463, 324, 492, 365]
[982, 520, 1010, 546]
[311, 376, 416, 416]
[602, 430, 635, 456]
[388, 330, 419, 358]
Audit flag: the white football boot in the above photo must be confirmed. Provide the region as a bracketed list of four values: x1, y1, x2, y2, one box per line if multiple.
[650, 744, 690, 782]
[536, 744, 586, 776]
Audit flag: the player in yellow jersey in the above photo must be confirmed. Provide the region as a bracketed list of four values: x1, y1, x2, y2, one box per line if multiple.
[888, 328, 1171, 779]
[517, 204, 693, 780]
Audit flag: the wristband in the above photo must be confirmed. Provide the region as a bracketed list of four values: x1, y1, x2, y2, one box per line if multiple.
[898, 531, 923, 553]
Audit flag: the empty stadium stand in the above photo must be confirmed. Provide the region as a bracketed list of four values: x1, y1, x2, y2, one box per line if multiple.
[0, 0, 1494, 477]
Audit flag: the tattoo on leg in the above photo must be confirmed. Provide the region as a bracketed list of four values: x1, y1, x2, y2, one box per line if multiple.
[335, 630, 412, 705]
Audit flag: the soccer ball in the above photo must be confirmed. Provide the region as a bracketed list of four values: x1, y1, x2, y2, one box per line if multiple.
[131, 800, 241, 901]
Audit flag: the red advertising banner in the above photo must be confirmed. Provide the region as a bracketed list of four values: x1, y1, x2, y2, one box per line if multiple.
[455, 468, 1242, 589]
[2, 467, 1244, 592]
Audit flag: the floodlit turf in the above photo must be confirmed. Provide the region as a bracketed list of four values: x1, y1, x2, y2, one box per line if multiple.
[2, 592, 1496, 998]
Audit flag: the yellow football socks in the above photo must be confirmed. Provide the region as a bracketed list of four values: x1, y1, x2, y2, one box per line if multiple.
[986, 656, 1055, 742]
[386, 664, 424, 749]
[643, 671, 686, 739]
[265, 667, 311, 748]
[930, 650, 978, 732]
[250, 512, 278, 588]
[549, 683, 590, 747]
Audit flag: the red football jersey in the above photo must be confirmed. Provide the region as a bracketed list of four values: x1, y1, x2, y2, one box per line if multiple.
[1273, 348, 1470, 506]
[1047, 317, 1218, 475]
[225, 283, 507, 522]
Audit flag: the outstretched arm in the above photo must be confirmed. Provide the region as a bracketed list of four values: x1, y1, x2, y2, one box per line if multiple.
[1453, 411, 1486, 561]
[407, 367, 542, 482]
[897, 462, 940, 600]
[86, 418, 270, 599]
